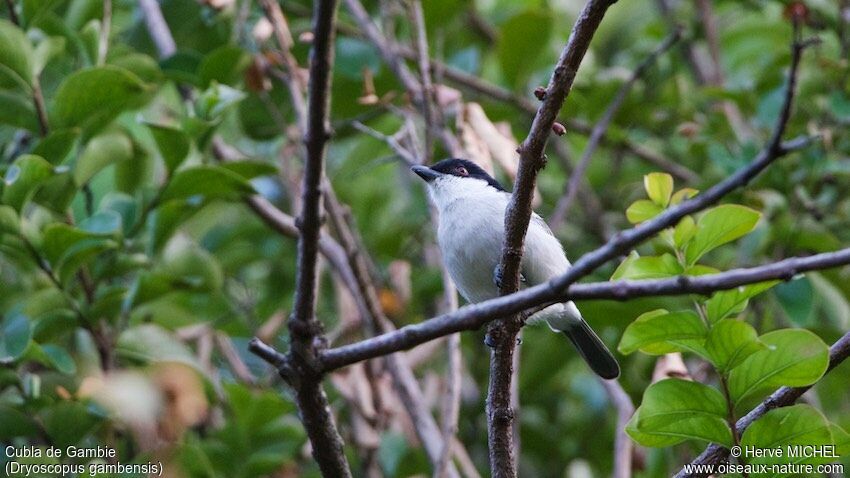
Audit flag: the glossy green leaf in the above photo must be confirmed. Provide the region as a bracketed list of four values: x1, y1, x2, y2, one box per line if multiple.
[198, 45, 249, 87]
[670, 187, 699, 205]
[0, 90, 39, 131]
[626, 199, 663, 224]
[0, 405, 40, 440]
[729, 329, 829, 407]
[40, 344, 77, 374]
[629, 379, 732, 447]
[685, 205, 761, 264]
[741, 405, 834, 468]
[31, 128, 79, 163]
[160, 165, 254, 203]
[705, 281, 778, 323]
[52, 65, 152, 132]
[195, 82, 246, 120]
[611, 252, 683, 280]
[673, 215, 696, 248]
[0, 19, 35, 89]
[644, 172, 674, 207]
[220, 160, 278, 180]
[618, 310, 707, 355]
[774, 277, 815, 326]
[704, 319, 766, 372]
[1, 312, 32, 361]
[146, 123, 191, 173]
[0, 205, 19, 235]
[74, 131, 133, 185]
[31, 35, 65, 76]
[2, 154, 55, 211]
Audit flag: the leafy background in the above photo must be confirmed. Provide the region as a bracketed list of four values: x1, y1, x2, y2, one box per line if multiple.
[1, 0, 849, 476]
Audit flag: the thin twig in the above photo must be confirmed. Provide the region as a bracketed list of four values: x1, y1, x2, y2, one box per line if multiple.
[139, 0, 176, 58]
[550, 29, 681, 230]
[436, 269, 461, 478]
[673, 330, 850, 478]
[599, 379, 636, 478]
[97, 0, 112, 65]
[407, 0, 436, 159]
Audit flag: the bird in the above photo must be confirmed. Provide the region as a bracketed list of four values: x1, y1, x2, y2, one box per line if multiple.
[412, 158, 620, 379]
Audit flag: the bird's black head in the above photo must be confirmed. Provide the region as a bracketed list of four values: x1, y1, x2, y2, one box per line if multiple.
[411, 158, 506, 192]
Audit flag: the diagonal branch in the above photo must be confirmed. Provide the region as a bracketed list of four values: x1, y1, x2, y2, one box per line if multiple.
[673, 330, 850, 478]
[488, 1, 619, 476]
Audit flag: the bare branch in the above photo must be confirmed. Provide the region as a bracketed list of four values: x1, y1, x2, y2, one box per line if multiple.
[550, 29, 681, 230]
[97, 0, 112, 65]
[599, 379, 636, 478]
[488, 2, 618, 476]
[139, 0, 176, 58]
[674, 330, 850, 478]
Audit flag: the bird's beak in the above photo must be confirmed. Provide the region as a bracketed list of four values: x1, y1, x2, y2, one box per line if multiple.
[411, 165, 441, 182]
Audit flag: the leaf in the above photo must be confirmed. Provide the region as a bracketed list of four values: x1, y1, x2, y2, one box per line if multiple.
[618, 310, 707, 355]
[40, 344, 77, 374]
[0, 312, 32, 361]
[2, 154, 55, 211]
[625, 412, 682, 447]
[41, 221, 117, 283]
[0, 19, 35, 89]
[0, 405, 40, 440]
[0, 90, 39, 131]
[116, 324, 201, 370]
[74, 131, 133, 185]
[220, 160, 278, 179]
[705, 281, 778, 323]
[195, 82, 246, 120]
[704, 319, 766, 373]
[629, 379, 732, 447]
[52, 65, 152, 133]
[160, 165, 255, 203]
[198, 45, 249, 87]
[685, 205, 761, 264]
[671, 187, 699, 205]
[31, 35, 65, 76]
[497, 10, 553, 88]
[729, 329, 829, 407]
[146, 123, 191, 173]
[611, 252, 683, 280]
[626, 199, 663, 224]
[673, 215, 696, 248]
[0, 205, 20, 235]
[774, 276, 814, 326]
[31, 128, 79, 164]
[741, 405, 834, 468]
[644, 172, 674, 207]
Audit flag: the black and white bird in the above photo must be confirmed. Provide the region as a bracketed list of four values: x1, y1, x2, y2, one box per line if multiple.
[412, 158, 620, 379]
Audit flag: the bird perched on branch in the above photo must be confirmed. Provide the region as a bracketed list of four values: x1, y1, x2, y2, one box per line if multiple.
[412, 158, 620, 379]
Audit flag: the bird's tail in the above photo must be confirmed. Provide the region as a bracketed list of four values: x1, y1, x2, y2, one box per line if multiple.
[561, 319, 620, 379]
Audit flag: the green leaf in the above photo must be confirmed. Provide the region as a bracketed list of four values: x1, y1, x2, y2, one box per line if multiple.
[52, 65, 152, 133]
[0, 90, 39, 131]
[774, 277, 815, 326]
[2, 154, 55, 212]
[670, 187, 698, 205]
[644, 172, 674, 207]
[629, 379, 732, 447]
[1, 312, 32, 361]
[0, 205, 19, 235]
[705, 281, 778, 323]
[741, 405, 834, 468]
[40, 344, 77, 374]
[0, 405, 40, 440]
[729, 329, 829, 407]
[625, 412, 682, 447]
[195, 82, 246, 120]
[160, 165, 255, 203]
[497, 10, 553, 88]
[704, 319, 766, 373]
[618, 310, 707, 355]
[832, 424, 850, 457]
[673, 215, 696, 248]
[31, 128, 79, 164]
[146, 123, 191, 174]
[31, 35, 65, 76]
[220, 160, 278, 180]
[116, 324, 201, 370]
[611, 253, 683, 280]
[198, 45, 249, 87]
[74, 131, 133, 185]
[0, 19, 35, 89]
[685, 205, 761, 264]
[626, 199, 663, 224]
[80, 210, 123, 235]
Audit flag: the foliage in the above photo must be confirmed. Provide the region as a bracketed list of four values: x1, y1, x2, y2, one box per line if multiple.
[0, 0, 848, 477]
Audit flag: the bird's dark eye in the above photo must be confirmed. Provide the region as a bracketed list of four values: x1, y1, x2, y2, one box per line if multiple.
[455, 166, 469, 176]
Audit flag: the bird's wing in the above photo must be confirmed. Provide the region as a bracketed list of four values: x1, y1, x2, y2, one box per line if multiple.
[531, 212, 555, 237]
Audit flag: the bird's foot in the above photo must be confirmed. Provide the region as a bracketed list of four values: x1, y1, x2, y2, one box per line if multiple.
[492, 265, 525, 289]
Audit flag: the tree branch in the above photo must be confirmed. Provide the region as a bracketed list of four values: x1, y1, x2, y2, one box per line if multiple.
[673, 330, 850, 478]
[488, 2, 618, 476]
[249, 1, 352, 476]
[139, 0, 176, 58]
